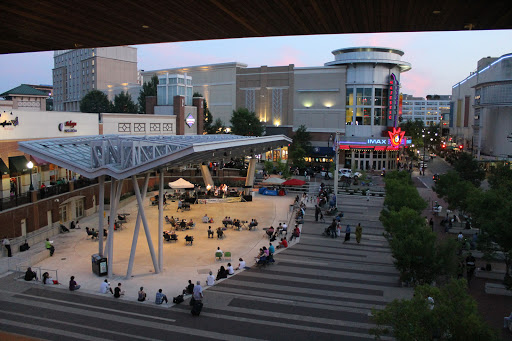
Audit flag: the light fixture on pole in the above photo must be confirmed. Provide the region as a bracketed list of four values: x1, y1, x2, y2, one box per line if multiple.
[27, 161, 34, 191]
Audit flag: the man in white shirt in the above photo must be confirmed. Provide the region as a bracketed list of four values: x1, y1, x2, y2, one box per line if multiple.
[206, 271, 215, 286]
[215, 247, 223, 260]
[100, 279, 113, 294]
[457, 232, 464, 241]
[236, 258, 246, 270]
[227, 263, 235, 275]
[193, 281, 203, 302]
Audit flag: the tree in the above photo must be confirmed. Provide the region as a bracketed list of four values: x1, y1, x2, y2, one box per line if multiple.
[209, 118, 226, 134]
[292, 125, 312, 152]
[371, 279, 499, 341]
[80, 90, 111, 113]
[230, 108, 264, 136]
[138, 75, 158, 114]
[193, 92, 214, 134]
[384, 177, 427, 213]
[290, 146, 307, 170]
[433, 171, 480, 214]
[453, 152, 485, 187]
[112, 91, 138, 113]
[289, 125, 311, 169]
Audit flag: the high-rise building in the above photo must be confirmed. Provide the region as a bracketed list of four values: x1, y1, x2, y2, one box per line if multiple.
[53, 46, 137, 112]
[401, 94, 451, 126]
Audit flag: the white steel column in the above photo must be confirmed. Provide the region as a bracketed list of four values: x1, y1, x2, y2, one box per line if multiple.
[333, 132, 339, 205]
[125, 173, 150, 279]
[158, 170, 164, 272]
[98, 175, 105, 256]
[132, 175, 159, 274]
[106, 179, 116, 278]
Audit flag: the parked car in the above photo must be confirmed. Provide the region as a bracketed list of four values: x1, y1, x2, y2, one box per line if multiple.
[338, 168, 362, 180]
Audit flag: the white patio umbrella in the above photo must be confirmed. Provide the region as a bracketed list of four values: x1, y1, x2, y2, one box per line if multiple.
[261, 177, 286, 185]
[168, 178, 195, 189]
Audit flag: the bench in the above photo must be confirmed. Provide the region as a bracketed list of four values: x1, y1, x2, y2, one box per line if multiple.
[185, 236, 194, 245]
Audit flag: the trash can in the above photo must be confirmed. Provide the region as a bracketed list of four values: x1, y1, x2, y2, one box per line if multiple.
[91, 254, 108, 276]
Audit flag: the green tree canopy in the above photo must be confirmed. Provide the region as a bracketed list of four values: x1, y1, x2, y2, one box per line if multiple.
[290, 146, 307, 170]
[453, 152, 485, 187]
[137, 75, 158, 114]
[433, 171, 480, 214]
[230, 108, 264, 136]
[80, 90, 111, 113]
[112, 91, 138, 113]
[371, 279, 499, 341]
[384, 175, 427, 213]
[209, 118, 226, 134]
[193, 92, 214, 134]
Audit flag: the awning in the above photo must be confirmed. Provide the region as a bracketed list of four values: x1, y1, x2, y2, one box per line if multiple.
[338, 145, 350, 150]
[0, 159, 9, 176]
[374, 146, 387, 151]
[9, 155, 30, 175]
[350, 145, 374, 149]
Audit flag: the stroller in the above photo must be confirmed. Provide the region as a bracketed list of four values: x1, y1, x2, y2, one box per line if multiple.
[322, 225, 337, 238]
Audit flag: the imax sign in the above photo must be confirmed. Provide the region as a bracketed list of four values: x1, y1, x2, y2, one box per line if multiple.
[367, 139, 389, 145]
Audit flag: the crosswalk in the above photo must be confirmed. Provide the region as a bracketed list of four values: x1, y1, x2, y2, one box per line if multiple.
[0, 193, 410, 340]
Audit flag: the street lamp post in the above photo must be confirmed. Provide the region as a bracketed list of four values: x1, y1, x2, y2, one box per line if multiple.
[27, 161, 34, 191]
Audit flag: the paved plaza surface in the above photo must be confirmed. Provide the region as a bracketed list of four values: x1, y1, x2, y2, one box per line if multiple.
[0, 186, 412, 340]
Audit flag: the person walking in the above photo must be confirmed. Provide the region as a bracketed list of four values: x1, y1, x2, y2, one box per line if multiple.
[355, 223, 362, 244]
[429, 218, 434, 232]
[314, 205, 320, 222]
[2, 236, 12, 257]
[344, 225, 351, 243]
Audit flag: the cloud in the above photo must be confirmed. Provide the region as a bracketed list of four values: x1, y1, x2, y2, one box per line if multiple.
[267, 45, 307, 66]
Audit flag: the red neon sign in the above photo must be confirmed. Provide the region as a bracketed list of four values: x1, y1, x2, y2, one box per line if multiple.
[388, 127, 405, 147]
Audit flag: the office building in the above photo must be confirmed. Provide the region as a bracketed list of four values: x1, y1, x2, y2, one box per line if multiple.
[451, 52, 512, 160]
[53, 46, 137, 112]
[401, 94, 451, 126]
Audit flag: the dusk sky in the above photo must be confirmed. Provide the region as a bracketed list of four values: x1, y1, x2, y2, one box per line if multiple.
[1, 29, 511, 98]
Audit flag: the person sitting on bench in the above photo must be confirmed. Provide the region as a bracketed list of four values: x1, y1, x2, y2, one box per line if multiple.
[24, 267, 37, 281]
[86, 227, 98, 239]
[249, 219, 258, 230]
[216, 266, 228, 280]
[187, 219, 195, 228]
[185, 235, 194, 245]
[202, 214, 209, 223]
[207, 226, 214, 238]
[163, 231, 171, 241]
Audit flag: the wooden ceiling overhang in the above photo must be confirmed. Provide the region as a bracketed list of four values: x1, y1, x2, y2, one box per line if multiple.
[0, 0, 510, 54]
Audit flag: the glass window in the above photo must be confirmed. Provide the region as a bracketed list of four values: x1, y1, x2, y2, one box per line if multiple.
[159, 77, 166, 85]
[157, 85, 166, 105]
[345, 107, 353, 125]
[346, 88, 353, 105]
[363, 108, 371, 125]
[169, 78, 177, 85]
[356, 88, 363, 105]
[178, 78, 184, 84]
[374, 108, 382, 125]
[355, 108, 363, 125]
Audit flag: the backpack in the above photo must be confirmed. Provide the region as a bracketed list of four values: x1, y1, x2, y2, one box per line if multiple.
[173, 295, 184, 304]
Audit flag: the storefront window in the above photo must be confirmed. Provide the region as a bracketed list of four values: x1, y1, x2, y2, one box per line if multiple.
[355, 108, 363, 125]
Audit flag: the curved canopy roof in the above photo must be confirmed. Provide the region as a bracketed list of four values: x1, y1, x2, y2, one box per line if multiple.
[18, 134, 292, 180]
